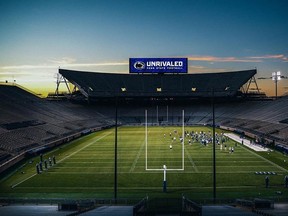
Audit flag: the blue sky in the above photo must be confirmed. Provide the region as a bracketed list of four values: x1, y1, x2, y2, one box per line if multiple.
[0, 0, 287, 96]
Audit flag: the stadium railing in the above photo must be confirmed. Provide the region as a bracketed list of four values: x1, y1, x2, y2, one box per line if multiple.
[181, 195, 202, 216]
[133, 196, 148, 216]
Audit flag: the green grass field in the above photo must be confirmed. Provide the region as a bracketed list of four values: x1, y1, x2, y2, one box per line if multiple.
[1, 126, 288, 202]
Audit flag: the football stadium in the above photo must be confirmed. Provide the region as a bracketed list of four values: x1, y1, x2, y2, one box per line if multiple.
[1, 66, 288, 215]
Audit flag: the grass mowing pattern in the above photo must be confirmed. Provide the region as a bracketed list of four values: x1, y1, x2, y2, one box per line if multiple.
[0, 126, 288, 201]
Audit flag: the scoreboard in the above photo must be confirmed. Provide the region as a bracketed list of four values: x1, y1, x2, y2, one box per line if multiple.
[129, 58, 188, 74]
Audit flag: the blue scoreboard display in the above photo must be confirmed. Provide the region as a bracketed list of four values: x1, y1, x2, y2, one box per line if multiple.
[129, 58, 188, 73]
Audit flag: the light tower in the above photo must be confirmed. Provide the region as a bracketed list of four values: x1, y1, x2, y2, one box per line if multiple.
[258, 71, 288, 99]
[272, 71, 281, 100]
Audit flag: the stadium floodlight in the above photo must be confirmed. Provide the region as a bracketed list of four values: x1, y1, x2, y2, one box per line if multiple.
[258, 71, 288, 99]
[191, 87, 197, 92]
[156, 87, 162, 92]
[121, 87, 127, 92]
[272, 71, 281, 81]
[272, 71, 281, 100]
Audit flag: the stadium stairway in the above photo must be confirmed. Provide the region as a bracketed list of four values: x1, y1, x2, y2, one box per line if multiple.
[1, 203, 287, 215]
[0, 204, 75, 216]
[202, 205, 257, 216]
[78, 205, 133, 216]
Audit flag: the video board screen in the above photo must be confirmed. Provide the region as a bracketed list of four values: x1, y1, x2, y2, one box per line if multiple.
[129, 58, 188, 73]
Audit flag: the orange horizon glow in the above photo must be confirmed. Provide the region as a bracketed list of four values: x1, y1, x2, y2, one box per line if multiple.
[1, 77, 286, 98]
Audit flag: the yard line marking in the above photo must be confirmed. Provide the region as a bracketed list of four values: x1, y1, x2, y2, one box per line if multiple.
[239, 144, 288, 172]
[11, 132, 112, 188]
[57, 132, 112, 164]
[129, 140, 145, 173]
[11, 174, 37, 189]
[16, 185, 256, 190]
[39, 170, 274, 174]
[184, 145, 199, 173]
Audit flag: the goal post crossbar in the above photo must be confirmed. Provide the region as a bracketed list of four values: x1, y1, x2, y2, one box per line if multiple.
[146, 168, 184, 171]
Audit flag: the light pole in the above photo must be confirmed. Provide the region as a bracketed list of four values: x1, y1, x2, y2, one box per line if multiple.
[114, 96, 118, 202]
[258, 71, 288, 99]
[272, 71, 281, 99]
[211, 86, 229, 203]
[212, 88, 216, 203]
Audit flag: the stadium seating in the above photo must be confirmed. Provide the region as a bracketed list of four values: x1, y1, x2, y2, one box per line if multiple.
[0, 85, 115, 167]
[1, 83, 288, 172]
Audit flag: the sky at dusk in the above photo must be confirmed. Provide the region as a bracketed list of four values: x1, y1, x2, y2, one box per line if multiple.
[0, 0, 287, 96]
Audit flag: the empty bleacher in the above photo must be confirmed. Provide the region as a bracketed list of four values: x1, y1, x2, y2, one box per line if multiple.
[100, 98, 288, 145]
[0, 85, 115, 168]
[1, 84, 288, 172]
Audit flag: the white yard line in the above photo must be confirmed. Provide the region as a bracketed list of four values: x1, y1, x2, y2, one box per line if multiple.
[11, 132, 112, 188]
[129, 140, 145, 173]
[16, 185, 256, 190]
[184, 145, 199, 173]
[239, 144, 288, 172]
[224, 133, 287, 172]
[57, 132, 112, 163]
[11, 174, 37, 189]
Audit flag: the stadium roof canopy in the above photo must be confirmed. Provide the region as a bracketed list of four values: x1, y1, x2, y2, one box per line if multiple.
[59, 69, 257, 99]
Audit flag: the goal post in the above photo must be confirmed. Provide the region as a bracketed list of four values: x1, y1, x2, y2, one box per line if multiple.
[145, 109, 185, 171]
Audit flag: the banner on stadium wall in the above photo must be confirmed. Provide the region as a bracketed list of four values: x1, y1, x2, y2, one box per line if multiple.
[129, 58, 188, 73]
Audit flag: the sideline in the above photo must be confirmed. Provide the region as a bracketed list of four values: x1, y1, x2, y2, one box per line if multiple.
[224, 133, 287, 172]
[224, 133, 268, 152]
[11, 132, 112, 188]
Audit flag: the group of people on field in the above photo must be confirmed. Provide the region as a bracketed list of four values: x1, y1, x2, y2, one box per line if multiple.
[165, 129, 234, 151]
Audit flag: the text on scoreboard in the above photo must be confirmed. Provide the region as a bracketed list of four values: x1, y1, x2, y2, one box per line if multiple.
[129, 58, 188, 73]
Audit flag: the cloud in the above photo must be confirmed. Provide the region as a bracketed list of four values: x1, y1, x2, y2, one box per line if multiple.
[188, 65, 232, 73]
[0, 61, 129, 70]
[1, 65, 56, 70]
[2, 54, 286, 71]
[187, 54, 288, 63]
[187, 55, 262, 63]
[248, 54, 285, 59]
[48, 57, 76, 64]
[47, 57, 128, 68]
[248, 54, 288, 62]
[62, 62, 128, 68]
[189, 65, 205, 69]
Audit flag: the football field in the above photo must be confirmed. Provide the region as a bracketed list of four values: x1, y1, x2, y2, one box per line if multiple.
[1, 126, 288, 201]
